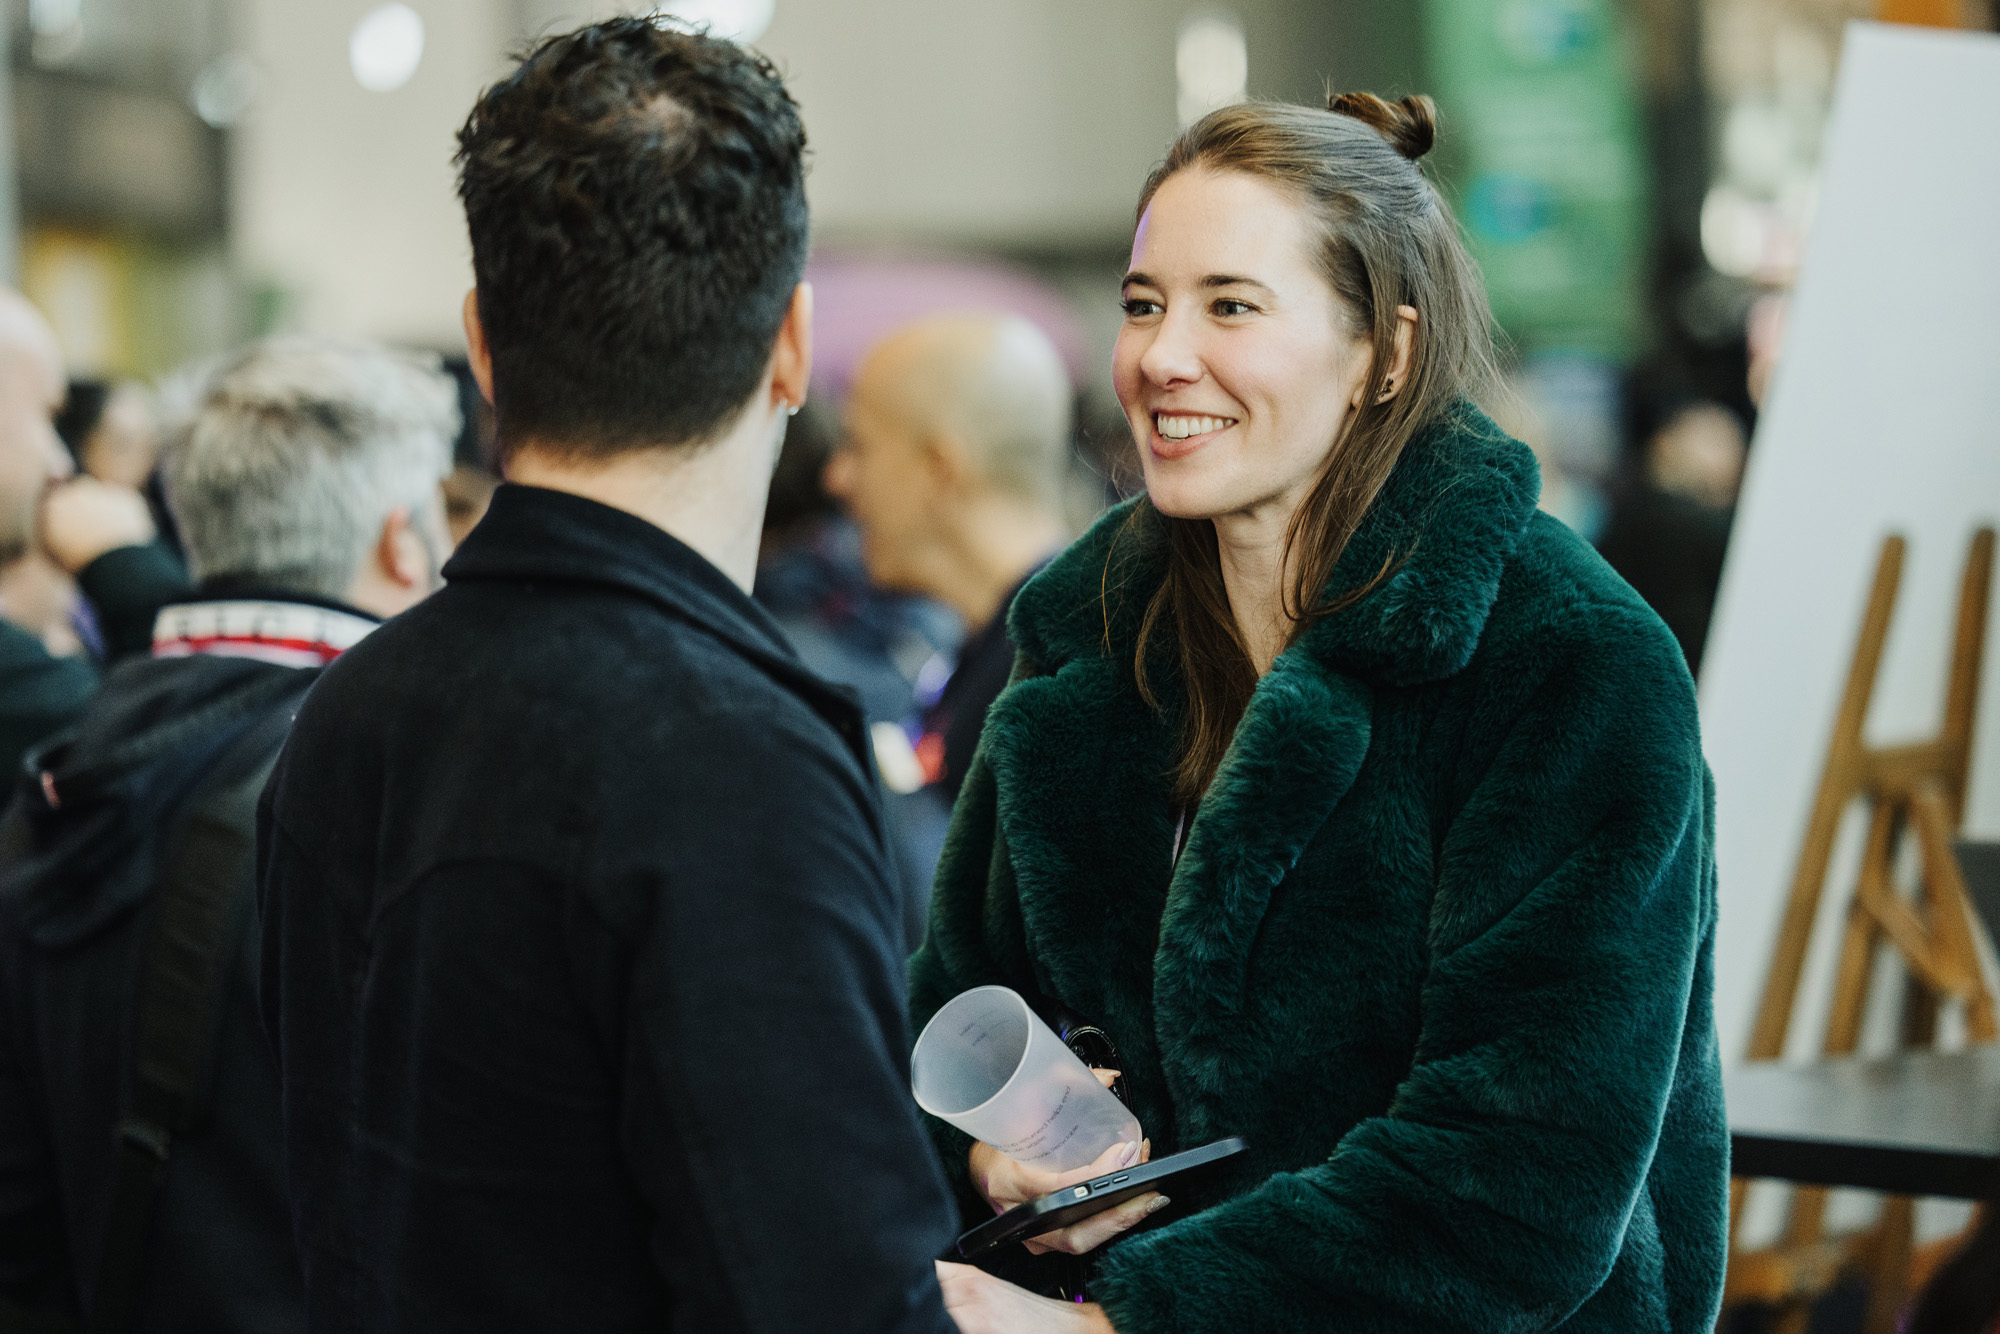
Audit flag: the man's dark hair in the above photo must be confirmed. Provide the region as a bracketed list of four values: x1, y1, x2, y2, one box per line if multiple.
[455, 19, 808, 457]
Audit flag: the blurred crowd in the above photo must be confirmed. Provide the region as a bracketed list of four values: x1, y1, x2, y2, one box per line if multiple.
[2, 293, 1770, 903]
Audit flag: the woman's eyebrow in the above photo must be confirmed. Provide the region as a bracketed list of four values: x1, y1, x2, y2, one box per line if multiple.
[1203, 273, 1274, 296]
[1121, 270, 1157, 289]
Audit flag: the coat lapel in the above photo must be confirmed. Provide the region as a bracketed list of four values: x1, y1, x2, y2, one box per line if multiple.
[983, 649, 1179, 1126]
[1154, 655, 1372, 1142]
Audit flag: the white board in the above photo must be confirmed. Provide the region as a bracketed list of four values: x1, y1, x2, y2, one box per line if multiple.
[1702, 21, 2000, 1071]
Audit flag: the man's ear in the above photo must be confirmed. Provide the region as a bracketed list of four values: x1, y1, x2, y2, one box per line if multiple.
[768, 282, 813, 412]
[919, 430, 972, 498]
[462, 290, 495, 405]
[376, 506, 426, 589]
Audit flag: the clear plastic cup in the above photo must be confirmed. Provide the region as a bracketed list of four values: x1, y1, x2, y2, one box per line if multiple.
[911, 985, 1141, 1173]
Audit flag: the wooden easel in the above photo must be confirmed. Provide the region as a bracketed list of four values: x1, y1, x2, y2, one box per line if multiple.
[1725, 526, 1996, 1334]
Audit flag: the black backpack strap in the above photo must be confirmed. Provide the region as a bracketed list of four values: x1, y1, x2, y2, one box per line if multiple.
[83, 696, 302, 1334]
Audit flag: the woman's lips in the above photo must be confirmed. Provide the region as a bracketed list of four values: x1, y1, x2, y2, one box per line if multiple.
[1149, 416, 1234, 461]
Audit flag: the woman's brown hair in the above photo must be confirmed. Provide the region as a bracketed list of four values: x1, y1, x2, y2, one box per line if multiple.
[1116, 93, 1499, 807]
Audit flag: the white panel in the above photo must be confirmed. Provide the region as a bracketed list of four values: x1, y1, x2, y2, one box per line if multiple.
[1701, 22, 2000, 1068]
[517, 0, 1179, 245]
[233, 0, 508, 346]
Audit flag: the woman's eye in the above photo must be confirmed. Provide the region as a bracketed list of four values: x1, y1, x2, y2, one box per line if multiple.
[1121, 297, 1162, 318]
[1212, 299, 1256, 317]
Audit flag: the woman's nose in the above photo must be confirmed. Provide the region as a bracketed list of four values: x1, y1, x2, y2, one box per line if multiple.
[1138, 314, 1202, 388]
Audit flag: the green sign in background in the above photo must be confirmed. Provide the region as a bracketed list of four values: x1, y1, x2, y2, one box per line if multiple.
[1424, 0, 1650, 360]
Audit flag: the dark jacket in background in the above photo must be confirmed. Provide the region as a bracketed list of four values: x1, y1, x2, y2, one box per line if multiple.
[0, 543, 191, 788]
[257, 485, 958, 1334]
[923, 564, 1042, 803]
[0, 624, 92, 795]
[0, 647, 317, 1332]
[1594, 487, 1733, 677]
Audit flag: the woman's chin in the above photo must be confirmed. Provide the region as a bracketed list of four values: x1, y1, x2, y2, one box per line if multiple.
[1144, 479, 1237, 522]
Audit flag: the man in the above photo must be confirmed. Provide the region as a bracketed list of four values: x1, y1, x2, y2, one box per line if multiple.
[825, 314, 1073, 800]
[0, 336, 455, 1331]
[257, 21, 959, 1334]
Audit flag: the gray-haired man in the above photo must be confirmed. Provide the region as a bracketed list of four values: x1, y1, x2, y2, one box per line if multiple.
[0, 336, 455, 1332]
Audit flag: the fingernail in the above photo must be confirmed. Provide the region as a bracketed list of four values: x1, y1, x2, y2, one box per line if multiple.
[1147, 1195, 1171, 1214]
[1119, 1141, 1142, 1167]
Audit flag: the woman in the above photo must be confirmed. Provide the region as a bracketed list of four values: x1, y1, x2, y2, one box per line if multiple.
[922, 93, 1727, 1333]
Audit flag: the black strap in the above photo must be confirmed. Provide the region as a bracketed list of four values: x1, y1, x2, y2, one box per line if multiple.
[83, 698, 300, 1334]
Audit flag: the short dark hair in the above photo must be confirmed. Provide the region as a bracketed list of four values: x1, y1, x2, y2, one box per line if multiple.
[455, 19, 808, 458]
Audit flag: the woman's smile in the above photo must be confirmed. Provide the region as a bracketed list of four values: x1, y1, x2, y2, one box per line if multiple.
[1150, 411, 1238, 459]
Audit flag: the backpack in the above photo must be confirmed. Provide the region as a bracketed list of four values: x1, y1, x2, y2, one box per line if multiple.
[0, 672, 309, 1334]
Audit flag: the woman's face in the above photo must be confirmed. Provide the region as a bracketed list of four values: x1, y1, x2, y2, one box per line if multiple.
[1113, 168, 1374, 525]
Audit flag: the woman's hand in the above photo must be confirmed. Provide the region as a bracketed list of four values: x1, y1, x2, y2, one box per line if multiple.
[967, 1070, 1163, 1256]
[937, 1261, 1117, 1333]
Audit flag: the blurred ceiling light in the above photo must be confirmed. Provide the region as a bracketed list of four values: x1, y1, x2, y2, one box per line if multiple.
[649, 0, 776, 43]
[192, 53, 261, 128]
[1177, 13, 1247, 128]
[28, 0, 81, 33]
[28, 0, 84, 66]
[350, 3, 426, 93]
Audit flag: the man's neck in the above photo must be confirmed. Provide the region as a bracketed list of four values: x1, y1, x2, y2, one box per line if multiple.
[504, 413, 778, 594]
[927, 495, 1066, 633]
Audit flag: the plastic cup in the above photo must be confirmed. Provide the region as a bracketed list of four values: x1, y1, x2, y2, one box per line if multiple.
[911, 985, 1141, 1174]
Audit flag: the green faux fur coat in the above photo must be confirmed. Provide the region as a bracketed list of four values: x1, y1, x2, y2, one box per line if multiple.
[909, 407, 1729, 1332]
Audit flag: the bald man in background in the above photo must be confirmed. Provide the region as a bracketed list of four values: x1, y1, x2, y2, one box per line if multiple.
[825, 314, 1072, 800]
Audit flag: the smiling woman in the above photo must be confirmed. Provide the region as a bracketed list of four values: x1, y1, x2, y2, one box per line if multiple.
[917, 92, 1729, 1334]
[1114, 93, 1497, 805]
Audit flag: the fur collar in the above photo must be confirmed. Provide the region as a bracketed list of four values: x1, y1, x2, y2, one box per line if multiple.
[1009, 403, 1541, 689]
[980, 405, 1541, 1144]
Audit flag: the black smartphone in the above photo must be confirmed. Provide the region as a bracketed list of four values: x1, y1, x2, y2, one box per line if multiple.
[955, 1137, 1246, 1259]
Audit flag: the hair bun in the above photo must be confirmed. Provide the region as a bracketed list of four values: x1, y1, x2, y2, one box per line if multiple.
[1326, 91, 1437, 162]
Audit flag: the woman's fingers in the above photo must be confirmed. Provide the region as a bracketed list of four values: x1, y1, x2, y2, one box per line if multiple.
[1067, 1137, 1143, 1185]
[1022, 1191, 1169, 1256]
[936, 1260, 1101, 1333]
[1090, 1067, 1121, 1088]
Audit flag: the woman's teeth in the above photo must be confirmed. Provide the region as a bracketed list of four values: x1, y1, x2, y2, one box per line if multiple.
[1155, 414, 1233, 440]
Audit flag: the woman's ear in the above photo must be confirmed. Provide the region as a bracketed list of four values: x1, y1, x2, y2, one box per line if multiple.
[1378, 305, 1419, 402]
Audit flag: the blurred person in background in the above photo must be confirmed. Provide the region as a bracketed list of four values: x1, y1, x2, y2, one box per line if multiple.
[924, 92, 1725, 1333]
[257, 21, 957, 1334]
[758, 397, 959, 945]
[55, 378, 185, 567]
[55, 381, 160, 490]
[1595, 399, 1748, 675]
[0, 335, 454, 1334]
[0, 291, 100, 781]
[826, 313, 1072, 803]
